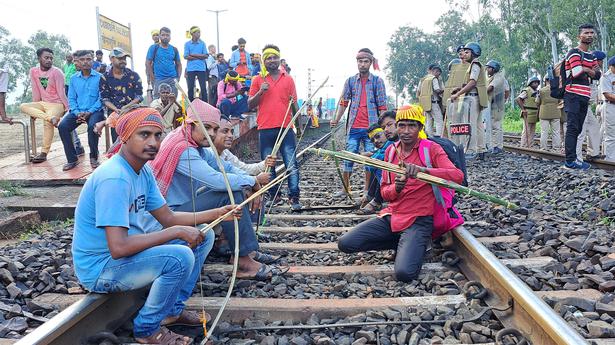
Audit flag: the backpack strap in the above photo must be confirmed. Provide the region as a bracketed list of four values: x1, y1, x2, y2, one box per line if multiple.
[419, 140, 445, 207]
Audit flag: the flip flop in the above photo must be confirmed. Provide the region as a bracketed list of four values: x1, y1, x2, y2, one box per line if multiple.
[252, 264, 289, 281]
[252, 251, 282, 264]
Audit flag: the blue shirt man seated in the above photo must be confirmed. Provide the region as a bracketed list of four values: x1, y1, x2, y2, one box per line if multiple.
[72, 106, 240, 345]
[59, 50, 104, 171]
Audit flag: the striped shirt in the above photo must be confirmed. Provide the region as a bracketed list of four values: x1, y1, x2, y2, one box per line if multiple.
[565, 48, 599, 98]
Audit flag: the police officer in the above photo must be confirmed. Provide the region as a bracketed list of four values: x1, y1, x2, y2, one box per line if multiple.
[577, 51, 606, 161]
[600, 56, 615, 162]
[516, 76, 540, 148]
[448, 42, 488, 159]
[419, 65, 444, 136]
[486, 60, 506, 153]
[536, 76, 562, 151]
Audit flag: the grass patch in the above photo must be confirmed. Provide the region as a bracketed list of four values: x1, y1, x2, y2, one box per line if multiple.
[0, 181, 27, 197]
[19, 219, 74, 241]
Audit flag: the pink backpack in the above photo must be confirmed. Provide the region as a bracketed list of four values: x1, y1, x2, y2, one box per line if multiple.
[417, 140, 464, 238]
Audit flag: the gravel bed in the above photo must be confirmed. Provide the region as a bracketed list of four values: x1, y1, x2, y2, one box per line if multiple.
[210, 302, 501, 345]
[200, 268, 467, 299]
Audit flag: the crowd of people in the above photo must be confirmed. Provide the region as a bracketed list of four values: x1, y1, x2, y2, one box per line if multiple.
[0, 22, 613, 345]
[3, 26, 296, 171]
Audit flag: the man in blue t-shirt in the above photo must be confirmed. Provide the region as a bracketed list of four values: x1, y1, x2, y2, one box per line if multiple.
[146, 27, 182, 99]
[184, 26, 208, 102]
[72, 106, 240, 344]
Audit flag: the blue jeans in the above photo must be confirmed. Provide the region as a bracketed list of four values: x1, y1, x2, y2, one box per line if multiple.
[344, 128, 374, 172]
[219, 97, 248, 117]
[90, 233, 214, 338]
[58, 110, 105, 163]
[259, 128, 300, 198]
[175, 190, 259, 257]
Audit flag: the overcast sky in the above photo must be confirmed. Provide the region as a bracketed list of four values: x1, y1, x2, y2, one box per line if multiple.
[1, 0, 464, 104]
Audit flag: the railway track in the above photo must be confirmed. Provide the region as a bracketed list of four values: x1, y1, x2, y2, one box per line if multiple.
[14, 130, 611, 345]
[502, 134, 615, 171]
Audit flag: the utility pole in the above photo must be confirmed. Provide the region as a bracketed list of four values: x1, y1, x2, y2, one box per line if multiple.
[307, 68, 315, 100]
[207, 9, 228, 52]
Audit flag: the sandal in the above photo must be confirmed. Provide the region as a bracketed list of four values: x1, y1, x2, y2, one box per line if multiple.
[357, 201, 381, 215]
[251, 251, 282, 264]
[161, 310, 211, 327]
[135, 326, 192, 345]
[242, 264, 289, 281]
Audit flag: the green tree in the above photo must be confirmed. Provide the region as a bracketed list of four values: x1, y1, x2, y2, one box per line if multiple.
[0, 26, 29, 94]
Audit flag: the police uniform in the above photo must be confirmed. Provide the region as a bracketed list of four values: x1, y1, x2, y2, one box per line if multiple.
[576, 80, 602, 159]
[418, 74, 444, 136]
[517, 85, 539, 148]
[537, 85, 561, 150]
[488, 72, 506, 149]
[599, 68, 615, 161]
[445, 60, 487, 155]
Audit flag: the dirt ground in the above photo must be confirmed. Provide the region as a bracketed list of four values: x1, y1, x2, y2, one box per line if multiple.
[0, 113, 87, 160]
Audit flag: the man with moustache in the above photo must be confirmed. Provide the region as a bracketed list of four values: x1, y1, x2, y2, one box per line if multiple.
[184, 26, 208, 102]
[146, 27, 182, 98]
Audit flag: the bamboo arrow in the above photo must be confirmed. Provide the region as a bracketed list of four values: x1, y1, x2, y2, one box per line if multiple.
[309, 148, 528, 214]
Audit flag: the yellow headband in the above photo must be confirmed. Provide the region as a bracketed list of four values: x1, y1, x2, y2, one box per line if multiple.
[151, 30, 159, 36]
[224, 73, 245, 84]
[368, 127, 384, 139]
[260, 48, 281, 78]
[190, 26, 200, 34]
[395, 104, 427, 139]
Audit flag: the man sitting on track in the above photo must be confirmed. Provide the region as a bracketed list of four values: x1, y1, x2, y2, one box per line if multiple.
[72, 107, 241, 345]
[338, 105, 464, 282]
[209, 116, 277, 176]
[378, 110, 398, 142]
[148, 99, 287, 280]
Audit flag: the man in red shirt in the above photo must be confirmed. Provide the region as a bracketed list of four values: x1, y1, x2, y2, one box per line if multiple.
[331, 48, 387, 203]
[338, 105, 464, 282]
[248, 44, 301, 210]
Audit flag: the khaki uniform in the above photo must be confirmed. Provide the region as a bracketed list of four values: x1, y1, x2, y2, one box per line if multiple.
[577, 81, 602, 158]
[419, 74, 444, 136]
[488, 72, 506, 149]
[599, 70, 615, 161]
[537, 86, 561, 150]
[445, 60, 487, 155]
[517, 86, 539, 148]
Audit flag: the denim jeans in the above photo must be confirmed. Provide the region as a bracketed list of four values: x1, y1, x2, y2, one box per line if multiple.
[219, 97, 248, 117]
[259, 128, 300, 198]
[344, 128, 374, 172]
[175, 190, 259, 257]
[58, 110, 105, 163]
[338, 215, 433, 282]
[186, 71, 208, 102]
[90, 233, 214, 338]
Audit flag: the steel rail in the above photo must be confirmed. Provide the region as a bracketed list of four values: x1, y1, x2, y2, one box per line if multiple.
[503, 144, 615, 171]
[451, 226, 589, 345]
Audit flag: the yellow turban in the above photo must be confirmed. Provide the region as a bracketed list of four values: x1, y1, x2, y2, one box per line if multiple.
[224, 72, 245, 84]
[151, 29, 160, 36]
[260, 48, 281, 78]
[190, 26, 200, 34]
[395, 104, 427, 139]
[368, 127, 384, 139]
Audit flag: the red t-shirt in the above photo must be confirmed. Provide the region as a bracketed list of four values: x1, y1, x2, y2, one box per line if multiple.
[352, 77, 369, 129]
[249, 71, 298, 130]
[235, 51, 249, 76]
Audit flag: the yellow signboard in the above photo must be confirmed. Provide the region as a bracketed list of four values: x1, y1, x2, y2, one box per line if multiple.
[97, 13, 132, 55]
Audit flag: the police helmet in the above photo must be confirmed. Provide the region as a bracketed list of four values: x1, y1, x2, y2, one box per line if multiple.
[463, 42, 482, 57]
[456, 45, 465, 53]
[527, 76, 540, 86]
[448, 58, 462, 71]
[486, 60, 501, 73]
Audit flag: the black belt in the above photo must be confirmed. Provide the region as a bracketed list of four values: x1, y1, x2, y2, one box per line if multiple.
[525, 106, 538, 110]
